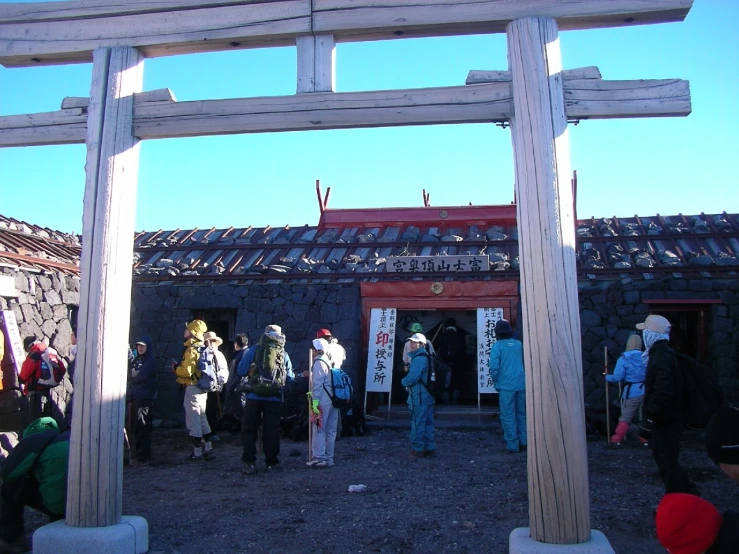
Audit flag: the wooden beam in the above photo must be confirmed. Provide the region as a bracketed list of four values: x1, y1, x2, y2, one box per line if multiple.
[0, 78, 691, 147]
[0, 1, 311, 67]
[466, 66, 602, 85]
[296, 34, 335, 93]
[61, 88, 176, 109]
[507, 17, 590, 545]
[66, 46, 143, 528]
[0, 0, 693, 67]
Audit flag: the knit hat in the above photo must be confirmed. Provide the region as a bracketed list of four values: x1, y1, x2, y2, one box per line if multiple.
[408, 323, 423, 333]
[495, 319, 513, 336]
[705, 406, 739, 465]
[265, 324, 282, 336]
[185, 320, 207, 339]
[656, 493, 723, 554]
[316, 329, 332, 339]
[312, 338, 329, 352]
[625, 334, 643, 352]
[636, 314, 671, 334]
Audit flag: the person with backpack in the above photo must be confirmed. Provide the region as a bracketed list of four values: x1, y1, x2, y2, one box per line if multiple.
[0, 417, 70, 553]
[236, 324, 294, 474]
[488, 319, 527, 454]
[203, 331, 229, 441]
[605, 333, 648, 445]
[639, 314, 697, 495]
[173, 319, 216, 461]
[401, 333, 435, 458]
[127, 336, 157, 464]
[19, 337, 67, 427]
[436, 318, 466, 405]
[306, 338, 339, 469]
[316, 329, 346, 369]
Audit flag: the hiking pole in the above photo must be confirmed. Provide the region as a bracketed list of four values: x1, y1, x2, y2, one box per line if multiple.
[308, 348, 313, 463]
[604, 346, 610, 443]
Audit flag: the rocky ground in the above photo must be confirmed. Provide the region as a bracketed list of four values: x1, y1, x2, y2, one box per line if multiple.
[24, 421, 738, 553]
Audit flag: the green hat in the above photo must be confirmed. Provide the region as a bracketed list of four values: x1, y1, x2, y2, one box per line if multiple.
[409, 323, 423, 333]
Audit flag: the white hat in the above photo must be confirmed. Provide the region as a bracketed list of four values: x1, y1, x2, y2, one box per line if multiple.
[408, 333, 427, 345]
[312, 338, 329, 352]
[636, 315, 671, 334]
[203, 331, 223, 347]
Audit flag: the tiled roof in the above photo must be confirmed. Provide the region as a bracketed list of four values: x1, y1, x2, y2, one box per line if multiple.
[0, 215, 81, 275]
[131, 208, 739, 284]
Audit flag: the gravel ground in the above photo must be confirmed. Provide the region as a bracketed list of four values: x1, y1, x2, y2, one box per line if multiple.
[24, 422, 738, 553]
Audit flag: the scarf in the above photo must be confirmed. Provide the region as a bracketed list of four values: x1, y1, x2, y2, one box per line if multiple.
[642, 329, 670, 365]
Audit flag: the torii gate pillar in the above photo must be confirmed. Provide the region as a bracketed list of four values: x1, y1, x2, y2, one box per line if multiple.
[32, 46, 149, 554]
[507, 17, 613, 553]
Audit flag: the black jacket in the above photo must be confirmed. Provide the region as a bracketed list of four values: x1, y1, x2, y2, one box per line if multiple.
[707, 510, 739, 554]
[643, 340, 684, 425]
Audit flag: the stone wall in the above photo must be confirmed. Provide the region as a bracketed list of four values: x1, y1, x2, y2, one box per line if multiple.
[129, 283, 362, 424]
[579, 276, 739, 418]
[0, 268, 79, 432]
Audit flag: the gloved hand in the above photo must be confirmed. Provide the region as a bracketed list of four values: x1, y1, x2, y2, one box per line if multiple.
[310, 403, 322, 428]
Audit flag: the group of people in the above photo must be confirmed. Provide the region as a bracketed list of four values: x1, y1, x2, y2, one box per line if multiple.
[169, 319, 348, 474]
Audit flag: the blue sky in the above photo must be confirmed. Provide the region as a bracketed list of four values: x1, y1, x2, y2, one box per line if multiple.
[1, 1, 737, 235]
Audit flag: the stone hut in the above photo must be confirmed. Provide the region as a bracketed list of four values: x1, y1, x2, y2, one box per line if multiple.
[0, 215, 81, 434]
[129, 205, 739, 424]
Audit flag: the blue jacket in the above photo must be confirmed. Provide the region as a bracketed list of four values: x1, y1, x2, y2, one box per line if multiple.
[606, 350, 646, 399]
[489, 338, 525, 392]
[400, 348, 434, 406]
[127, 336, 157, 401]
[236, 341, 294, 403]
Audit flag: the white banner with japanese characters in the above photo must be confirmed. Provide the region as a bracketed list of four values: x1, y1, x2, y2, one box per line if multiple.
[477, 307, 504, 393]
[365, 308, 397, 393]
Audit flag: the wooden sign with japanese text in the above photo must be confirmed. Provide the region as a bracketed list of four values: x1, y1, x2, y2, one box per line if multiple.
[1, 310, 25, 375]
[365, 308, 397, 393]
[477, 307, 504, 393]
[386, 255, 489, 273]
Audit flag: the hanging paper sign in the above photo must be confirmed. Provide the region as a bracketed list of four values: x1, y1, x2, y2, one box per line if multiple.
[365, 308, 397, 393]
[477, 307, 504, 393]
[1, 310, 25, 375]
[386, 255, 489, 273]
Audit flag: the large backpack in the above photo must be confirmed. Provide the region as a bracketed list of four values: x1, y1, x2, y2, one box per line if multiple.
[676, 352, 723, 430]
[32, 347, 66, 390]
[196, 345, 222, 393]
[320, 359, 353, 409]
[417, 352, 446, 395]
[245, 333, 287, 397]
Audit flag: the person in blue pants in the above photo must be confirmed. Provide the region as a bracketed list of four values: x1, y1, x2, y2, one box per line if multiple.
[401, 333, 436, 458]
[489, 319, 527, 453]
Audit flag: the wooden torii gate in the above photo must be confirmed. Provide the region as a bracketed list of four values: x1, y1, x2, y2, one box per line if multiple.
[0, 1, 693, 552]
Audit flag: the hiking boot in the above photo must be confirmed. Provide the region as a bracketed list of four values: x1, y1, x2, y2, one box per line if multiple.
[423, 450, 437, 458]
[266, 463, 283, 472]
[188, 452, 204, 461]
[409, 450, 422, 460]
[204, 449, 216, 461]
[311, 461, 328, 469]
[242, 462, 257, 475]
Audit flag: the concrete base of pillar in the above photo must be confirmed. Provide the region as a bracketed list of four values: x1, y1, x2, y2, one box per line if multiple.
[510, 528, 614, 554]
[33, 515, 148, 554]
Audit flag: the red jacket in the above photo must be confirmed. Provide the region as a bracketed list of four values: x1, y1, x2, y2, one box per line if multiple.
[19, 342, 48, 395]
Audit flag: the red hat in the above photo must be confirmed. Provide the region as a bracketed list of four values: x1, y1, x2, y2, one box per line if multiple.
[316, 329, 332, 339]
[656, 494, 723, 554]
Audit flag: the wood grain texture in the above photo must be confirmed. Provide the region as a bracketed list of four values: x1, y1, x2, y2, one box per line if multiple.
[466, 65, 601, 84]
[0, 77, 690, 147]
[507, 17, 590, 544]
[296, 34, 335, 93]
[0, 0, 693, 67]
[66, 46, 143, 528]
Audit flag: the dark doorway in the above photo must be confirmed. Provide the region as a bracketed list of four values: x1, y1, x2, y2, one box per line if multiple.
[193, 309, 236, 361]
[647, 303, 711, 363]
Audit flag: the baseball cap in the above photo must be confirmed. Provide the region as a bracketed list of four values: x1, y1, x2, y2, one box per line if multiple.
[408, 333, 427, 345]
[312, 338, 329, 352]
[316, 329, 332, 339]
[636, 314, 671, 334]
